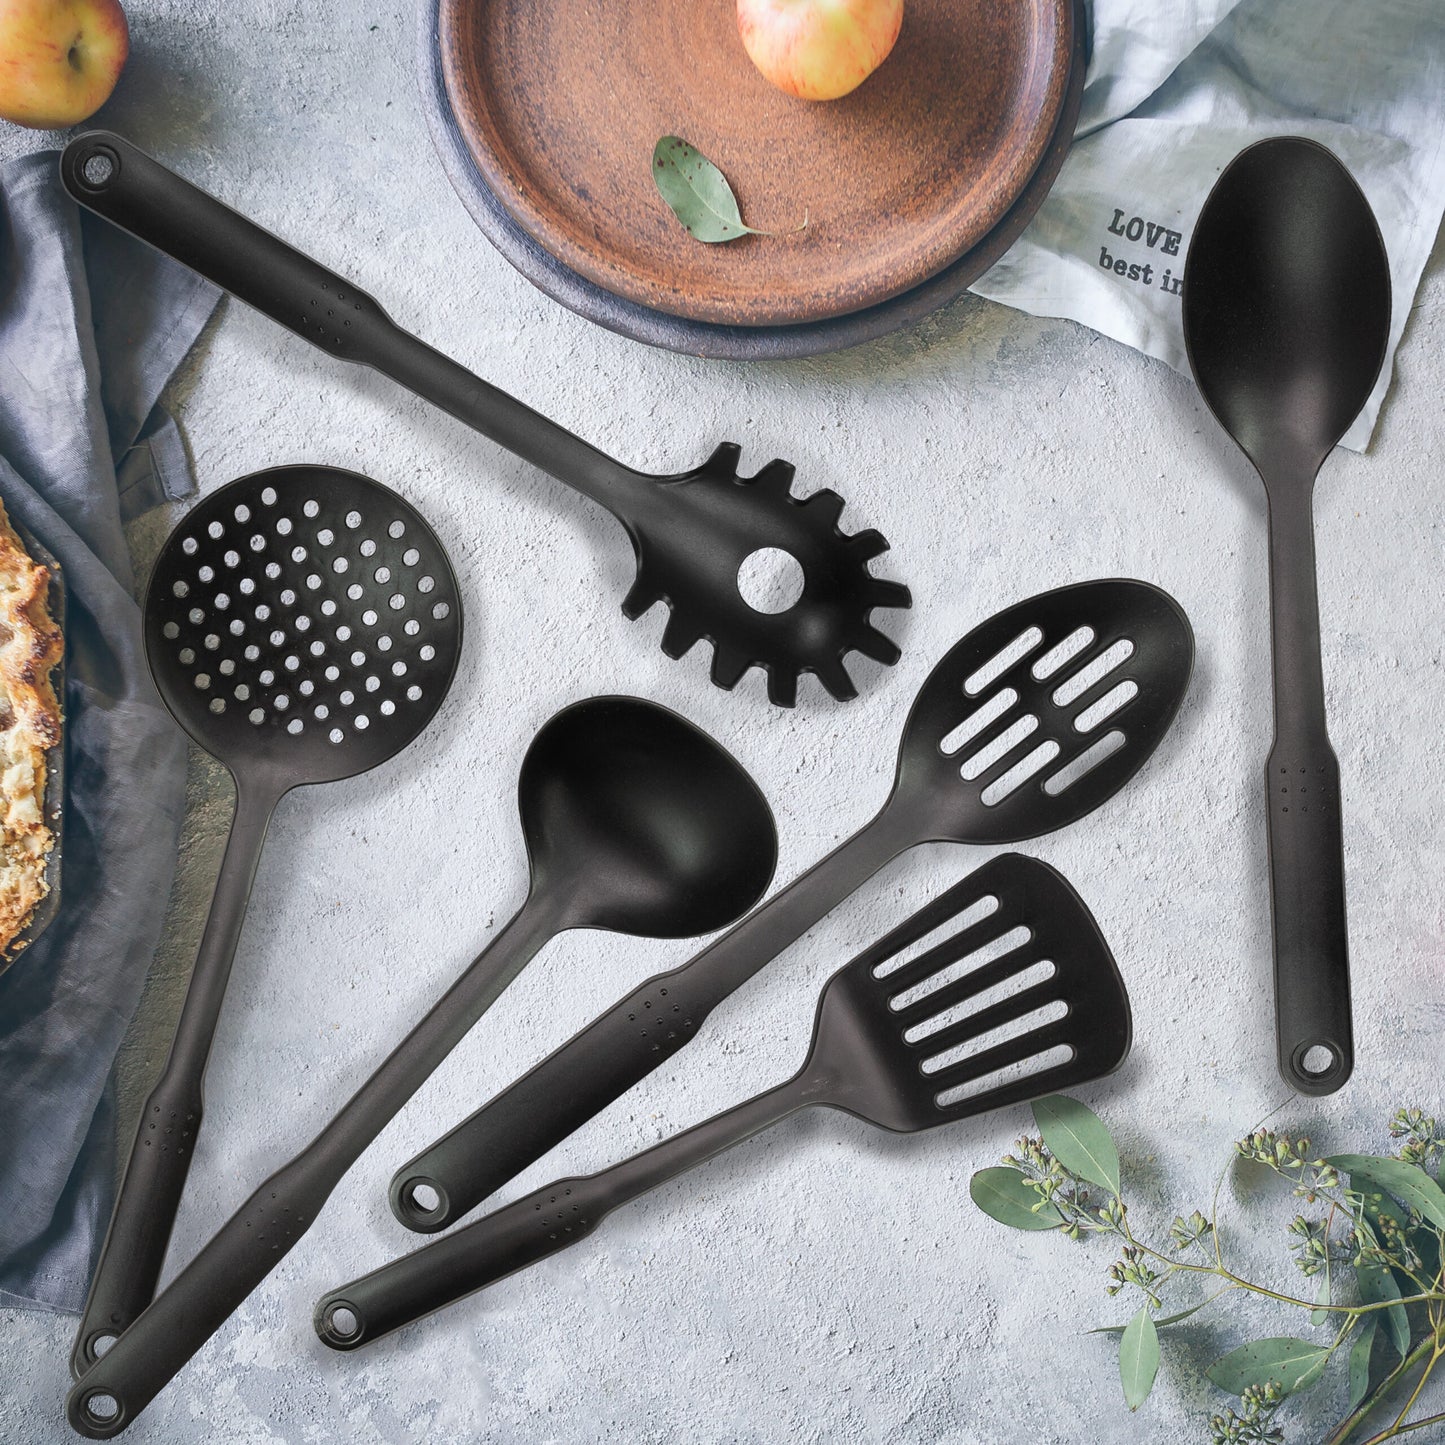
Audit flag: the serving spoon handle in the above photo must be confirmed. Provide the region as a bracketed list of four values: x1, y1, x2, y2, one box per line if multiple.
[1264, 478, 1352, 1094]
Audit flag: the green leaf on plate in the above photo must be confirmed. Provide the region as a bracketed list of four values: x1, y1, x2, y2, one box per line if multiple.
[1091, 1300, 1210, 1335]
[651, 137, 762, 244]
[1034, 1095, 1121, 1196]
[1119, 1306, 1160, 1411]
[1207, 1338, 1332, 1398]
[968, 1167, 1062, 1231]
[1348, 1318, 1378, 1413]
[1327, 1154, 1445, 1232]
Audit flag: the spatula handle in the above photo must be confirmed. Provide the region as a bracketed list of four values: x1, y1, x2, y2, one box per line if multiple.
[58, 133, 636, 513]
[70, 782, 276, 1380]
[318, 1078, 808, 1350]
[1265, 486, 1352, 1095]
[389, 807, 915, 1232]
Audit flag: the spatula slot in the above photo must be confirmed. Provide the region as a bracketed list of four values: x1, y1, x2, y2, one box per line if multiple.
[1052, 638, 1134, 707]
[898, 948, 1048, 1034]
[980, 740, 1062, 806]
[960, 714, 1038, 780]
[1044, 729, 1126, 795]
[939, 688, 1016, 756]
[1031, 626, 1095, 680]
[1074, 680, 1138, 732]
[871, 893, 1000, 979]
[920, 998, 1068, 1074]
[936, 1042, 1074, 1107]
[964, 627, 1044, 696]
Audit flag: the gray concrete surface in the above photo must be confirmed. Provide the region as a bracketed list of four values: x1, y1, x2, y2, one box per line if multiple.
[2, 3, 1443, 1442]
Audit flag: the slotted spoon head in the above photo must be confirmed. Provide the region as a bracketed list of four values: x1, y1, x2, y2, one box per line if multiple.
[887, 579, 1194, 843]
[145, 466, 462, 790]
[619, 443, 911, 707]
[807, 852, 1131, 1132]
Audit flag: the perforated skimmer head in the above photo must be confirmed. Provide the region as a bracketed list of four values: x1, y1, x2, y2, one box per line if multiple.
[146, 466, 462, 786]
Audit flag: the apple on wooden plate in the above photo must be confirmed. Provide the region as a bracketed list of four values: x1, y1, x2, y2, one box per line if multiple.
[737, 0, 903, 101]
[0, 0, 128, 129]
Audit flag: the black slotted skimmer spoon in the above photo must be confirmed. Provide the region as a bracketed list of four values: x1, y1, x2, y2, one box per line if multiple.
[316, 852, 1132, 1348]
[70, 465, 463, 1378]
[59, 132, 909, 707]
[388, 579, 1193, 1235]
[65, 695, 777, 1436]
[1183, 137, 1391, 1095]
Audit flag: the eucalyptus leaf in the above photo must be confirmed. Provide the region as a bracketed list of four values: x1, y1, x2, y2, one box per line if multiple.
[969, 1167, 1062, 1231]
[1119, 1307, 1160, 1411]
[1091, 1301, 1210, 1335]
[652, 137, 762, 244]
[1356, 1256, 1410, 1359]
[1207, 1338, 1332, 1397]
[1309, 1271, 1330, 1327]
[1327, 1154, 1445, 1232]
[1348, 1318, 1378, 1413]
[1034, 1095, 1121, 1196]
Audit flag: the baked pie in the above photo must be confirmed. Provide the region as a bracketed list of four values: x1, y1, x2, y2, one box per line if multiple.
[0, 500, 64, 953]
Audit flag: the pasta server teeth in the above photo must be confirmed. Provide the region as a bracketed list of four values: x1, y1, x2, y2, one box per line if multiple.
[59, 132, 910, 707]
[311, 852, 1130, 1349]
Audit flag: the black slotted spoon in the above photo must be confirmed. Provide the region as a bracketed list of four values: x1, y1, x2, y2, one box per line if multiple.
[314, 852, 1131, 1348]
[389, 578, 1193, 1233]
[70, 465, 462, 1378]
[59, 131, 910, 707]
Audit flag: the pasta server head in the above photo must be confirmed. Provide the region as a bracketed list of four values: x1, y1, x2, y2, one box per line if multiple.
[616, 443, 910, 707]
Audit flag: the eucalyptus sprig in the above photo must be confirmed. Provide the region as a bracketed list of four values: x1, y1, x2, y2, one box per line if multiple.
[970, 1097, 1445, 1443]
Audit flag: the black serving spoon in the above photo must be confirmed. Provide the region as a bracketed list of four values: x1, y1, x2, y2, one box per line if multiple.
[390, 579, 1193, 1233]
[65, 696, 776, 1437]
[314, 853, 1131, 1348]
[1183, 137, 1391, 1095]
[59, 132, 909, 707]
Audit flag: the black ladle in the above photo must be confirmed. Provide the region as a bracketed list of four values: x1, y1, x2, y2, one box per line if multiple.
[66, 696, 776, 1437]
[1183, 137, 1391, 1095]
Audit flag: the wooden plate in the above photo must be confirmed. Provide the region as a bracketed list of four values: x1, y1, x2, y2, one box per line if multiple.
[438, 0, 1072, 327]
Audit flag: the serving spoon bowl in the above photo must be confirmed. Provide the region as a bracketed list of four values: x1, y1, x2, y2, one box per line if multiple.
[1183, 135, 1391, 1094]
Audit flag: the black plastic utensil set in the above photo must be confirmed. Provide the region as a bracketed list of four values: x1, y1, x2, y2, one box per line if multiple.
[52, 129, 1390, 1436]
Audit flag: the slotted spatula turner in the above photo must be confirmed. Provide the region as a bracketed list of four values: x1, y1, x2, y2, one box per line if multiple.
[70, 465, 463, 1377]
[314, 852, 1131, 1348]
[59, 131, 908, 706]
[389, 579, 1193, 1233]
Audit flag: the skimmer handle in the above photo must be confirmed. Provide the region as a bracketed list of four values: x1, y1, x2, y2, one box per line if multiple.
[321, 1077, 809, 1349]
[71, 780, 277, 1379]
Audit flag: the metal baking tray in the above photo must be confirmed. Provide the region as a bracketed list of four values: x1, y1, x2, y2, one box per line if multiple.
[0, 521, 65, 974]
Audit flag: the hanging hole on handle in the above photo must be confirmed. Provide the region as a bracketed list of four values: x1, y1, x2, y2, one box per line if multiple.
[77, 146, 119, 190]
[84, 1330, 119, 1363]
[77, 1388, 123, 1428]
[1295, 1041, 1343, 1080]
[320, 1302, 362, 1345]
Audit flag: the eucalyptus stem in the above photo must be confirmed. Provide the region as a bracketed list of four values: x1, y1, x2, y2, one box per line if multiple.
[1323, 1332, 1443, 1445]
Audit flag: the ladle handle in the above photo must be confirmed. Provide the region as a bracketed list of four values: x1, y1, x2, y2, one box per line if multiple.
[317, 1078, 810, 1350]
[65, 900, 558, 1438]
[388, 807, 915, 1233]
[70, 782, 276, 1380]
[1265, 486, 1352, 1095]
[58, 133, 639, 514]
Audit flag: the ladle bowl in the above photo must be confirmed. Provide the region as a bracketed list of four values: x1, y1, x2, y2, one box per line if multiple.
[1183, 136, 1391, 1095]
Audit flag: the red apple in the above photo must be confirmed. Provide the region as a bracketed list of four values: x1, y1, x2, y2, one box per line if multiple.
[0, 0, 128, 130]
[737, 0, 903, 102]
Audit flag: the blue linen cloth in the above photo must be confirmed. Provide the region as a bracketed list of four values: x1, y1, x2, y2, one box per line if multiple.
[0, 150, 218, 1313]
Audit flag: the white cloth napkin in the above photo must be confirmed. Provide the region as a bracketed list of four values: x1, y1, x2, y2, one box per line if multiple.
[972, 0, 1445, 451]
